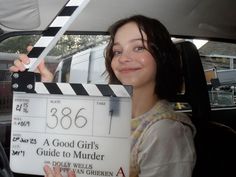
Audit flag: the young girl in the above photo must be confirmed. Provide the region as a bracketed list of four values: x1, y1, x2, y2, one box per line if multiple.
[10, 15, 196, 177]
[103, 15, 196, 177]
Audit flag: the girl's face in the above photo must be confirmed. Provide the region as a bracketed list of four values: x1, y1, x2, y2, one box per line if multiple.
[111, 22, 157, 89]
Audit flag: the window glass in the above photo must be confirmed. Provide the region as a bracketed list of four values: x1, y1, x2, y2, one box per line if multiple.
[0, 34, 109, 119]
[199, 41, 236, 108]
[172, 40, 236, 110]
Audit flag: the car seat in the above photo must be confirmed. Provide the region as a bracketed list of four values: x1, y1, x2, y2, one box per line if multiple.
[0, 142, 13, 177]
[175, 41, 236, 177]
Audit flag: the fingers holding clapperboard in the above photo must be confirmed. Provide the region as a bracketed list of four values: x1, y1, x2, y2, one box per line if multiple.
[9, 54, 53, 82]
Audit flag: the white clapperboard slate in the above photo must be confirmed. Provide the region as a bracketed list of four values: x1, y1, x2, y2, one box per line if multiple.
[10, 81, 132, 177]
[9, 0, 132, 177]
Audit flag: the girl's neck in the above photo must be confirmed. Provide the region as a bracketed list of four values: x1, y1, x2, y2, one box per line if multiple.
[131, 86, 158, 118]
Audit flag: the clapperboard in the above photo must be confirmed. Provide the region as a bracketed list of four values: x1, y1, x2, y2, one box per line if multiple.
[10, 0, 132, 177]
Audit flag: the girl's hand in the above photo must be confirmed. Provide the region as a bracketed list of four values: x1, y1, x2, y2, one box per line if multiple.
[9, 54, 54, 82]
[43, 165, 76, 177]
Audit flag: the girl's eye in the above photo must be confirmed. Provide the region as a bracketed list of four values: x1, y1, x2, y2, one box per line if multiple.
[134, 46, 144, 52]
[113, 50, 122, 56]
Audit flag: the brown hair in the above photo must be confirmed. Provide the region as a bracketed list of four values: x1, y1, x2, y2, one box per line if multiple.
[105, 15, 182, 100]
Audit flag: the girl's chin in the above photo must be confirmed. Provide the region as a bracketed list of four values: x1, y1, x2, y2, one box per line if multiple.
[120, 80, 136, 86]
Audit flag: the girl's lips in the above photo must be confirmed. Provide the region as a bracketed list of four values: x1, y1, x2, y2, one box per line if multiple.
[119, 67, 141, 73]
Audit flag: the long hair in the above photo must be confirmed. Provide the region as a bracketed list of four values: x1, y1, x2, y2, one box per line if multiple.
[105, 15, 182, 100]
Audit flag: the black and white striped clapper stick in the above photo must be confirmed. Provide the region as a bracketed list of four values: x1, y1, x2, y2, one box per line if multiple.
[34, 82, 132, 97]
[25, 0, 90, 72]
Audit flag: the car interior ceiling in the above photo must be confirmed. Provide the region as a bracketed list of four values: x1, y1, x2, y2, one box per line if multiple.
[0, 0, 236, 40]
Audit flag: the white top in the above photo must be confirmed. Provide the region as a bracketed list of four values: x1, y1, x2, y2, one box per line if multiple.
[138, 118, 196, 177]
[130, 100, 196, 177]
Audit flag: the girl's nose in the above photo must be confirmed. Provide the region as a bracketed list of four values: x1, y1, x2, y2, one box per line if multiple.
[118, 51, 132, 63]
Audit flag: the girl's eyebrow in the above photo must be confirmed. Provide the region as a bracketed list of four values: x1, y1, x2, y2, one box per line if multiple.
[113, 38, 147, 47]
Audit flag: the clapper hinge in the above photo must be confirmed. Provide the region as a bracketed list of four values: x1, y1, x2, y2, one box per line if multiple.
[11, 71, 41, 93]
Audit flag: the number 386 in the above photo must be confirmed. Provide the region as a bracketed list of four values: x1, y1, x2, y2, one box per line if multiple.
[47, 107, 87, 129]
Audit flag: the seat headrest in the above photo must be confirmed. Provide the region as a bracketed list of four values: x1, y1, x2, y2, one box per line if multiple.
[175, 41, 211, 125]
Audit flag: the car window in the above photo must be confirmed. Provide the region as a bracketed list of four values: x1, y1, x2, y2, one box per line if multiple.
[0, 34, 109, 120]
